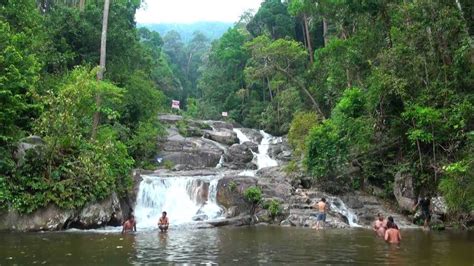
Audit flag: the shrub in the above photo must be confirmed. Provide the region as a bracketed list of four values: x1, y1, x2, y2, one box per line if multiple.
[244, 186, 263, 204]
[288, 111, 319, 157]
[267, 199, 282, 218]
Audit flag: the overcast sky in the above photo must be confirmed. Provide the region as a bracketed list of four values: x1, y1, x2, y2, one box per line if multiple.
[135, 0, 263, 24]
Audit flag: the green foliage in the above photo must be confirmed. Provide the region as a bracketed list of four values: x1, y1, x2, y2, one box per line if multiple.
[163, 160, 174, 170]
[304, 120, 347, 179]
[439, 134, 474, 214]
[244, 186, 263, 204]
[127, 120, 164, 169]
[228, 181, 237, 192]
[288, 112, 319, 156]
[266, 199, 282, 218]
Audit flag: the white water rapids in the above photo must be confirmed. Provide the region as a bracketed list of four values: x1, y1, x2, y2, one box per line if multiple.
[134, 175, 223, 229]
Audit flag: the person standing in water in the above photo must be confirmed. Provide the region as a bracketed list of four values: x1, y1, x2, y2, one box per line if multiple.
[158, 211, 169, 232]
[384, 218, 401, 244]
[373, 213, 387, 238]
[413, 196, 431, 230]
[122, 215, 136, 234]
[312, 198, 327, 230]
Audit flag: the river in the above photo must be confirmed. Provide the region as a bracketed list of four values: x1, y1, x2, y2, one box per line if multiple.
[1, 227, 472, 265]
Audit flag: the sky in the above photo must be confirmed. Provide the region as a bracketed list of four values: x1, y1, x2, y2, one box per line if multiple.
[135, 0, 263, 24]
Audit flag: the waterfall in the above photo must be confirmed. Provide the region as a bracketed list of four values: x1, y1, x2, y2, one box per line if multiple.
[328, 197, 361, 227]
[256, 130, 278, 169]
[134, 175, 223, 229]
[233, 128, 251, 143]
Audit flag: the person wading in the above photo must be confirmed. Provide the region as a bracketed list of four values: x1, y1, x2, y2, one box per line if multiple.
[312, 198, 328, 230]
[122, 215, 136, 234]
[158, 211, 169, 232]
[373, 213, 387, 238]
[384, 218, 401, 244]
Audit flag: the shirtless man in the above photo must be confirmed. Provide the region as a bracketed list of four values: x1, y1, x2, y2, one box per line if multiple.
[373, 213, 386, 238]
[312, 198, 327, 230]
[158, 211, 169, 232]
[384, 219, 401, 244]
[121, 215, 136, 234]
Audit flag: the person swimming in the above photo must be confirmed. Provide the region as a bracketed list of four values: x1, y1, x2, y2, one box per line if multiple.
[373, 213, 387, 238]
[158, 211, 169, 232]
[384, 217, 401, 244]
[122, 214, 136, 234]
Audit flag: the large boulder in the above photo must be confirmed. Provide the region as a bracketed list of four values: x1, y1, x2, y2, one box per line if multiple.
[268, 138, 292, 162]
[257, 167, 293, 202]
[204, 129, 239, 146]
[0, 205, 74, 231]
[223, 143, 257, 169]
[159, 127, 223, 169]
[216, 175, 257, 214]
[393, 171, 416, 211]
[72, 192, 123, 229]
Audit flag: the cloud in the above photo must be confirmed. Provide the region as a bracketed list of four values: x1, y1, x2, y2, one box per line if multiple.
[135, 0, 263, 24]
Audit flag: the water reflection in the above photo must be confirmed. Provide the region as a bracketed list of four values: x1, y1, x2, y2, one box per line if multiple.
[0, 227, 473, 265]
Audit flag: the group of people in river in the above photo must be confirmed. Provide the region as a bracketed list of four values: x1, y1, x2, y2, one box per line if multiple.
[121, 211, 169, 234]
[311, 196, 432, 244]
[373, 214, 402, 244]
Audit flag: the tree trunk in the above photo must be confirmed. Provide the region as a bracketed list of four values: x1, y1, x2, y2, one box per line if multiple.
[303, 13, 313, 64]
[79, 0, 85, 11]
[322, 17, 328, 47]
[92, 0, 110, 139]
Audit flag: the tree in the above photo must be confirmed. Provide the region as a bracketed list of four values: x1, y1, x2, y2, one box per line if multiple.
[92, 0, 110, 139]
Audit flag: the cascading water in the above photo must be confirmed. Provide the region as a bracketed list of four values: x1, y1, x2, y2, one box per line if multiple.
[233, 128, 279, 170]
[328, 197, 361, 227]
[233, 128, 251, 144]
[134, 175, 223, 229]
[256, 130, 278, 169]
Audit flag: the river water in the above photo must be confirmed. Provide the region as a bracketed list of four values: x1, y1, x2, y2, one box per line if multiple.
[1, 227, 472, 265]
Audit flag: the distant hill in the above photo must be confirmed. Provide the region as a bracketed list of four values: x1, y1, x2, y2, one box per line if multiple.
[138, 22, 234, 42]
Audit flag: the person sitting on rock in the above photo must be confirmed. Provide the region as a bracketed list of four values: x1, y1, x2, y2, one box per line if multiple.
[373, 213, 387, 238]
[158, 211, 169, 232]
[384, 218, 401, 244]
[312, 198, 328, 230]
[122, 215, 136, 234]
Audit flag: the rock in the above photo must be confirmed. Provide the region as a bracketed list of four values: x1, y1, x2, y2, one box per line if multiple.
[0, 205, 74, 231]
[280, 220, 293, 227]
[431, 196, 448, 216]
[159, 127, 223, 169]
[223, 143, 256, 169]
[207, 215, 252, 227]
[340, 195, 364, 209]
[255, 209, 272, 223]
[192, 214, 208, 221]
[13, 136, 46, 165]
[204, 129, 239, 146]
[268, 138, 292, 162]
[225, 206, 239, 218]
[207, 121, 234, 130]
[216, 175, 257, 214]
[256, 167, 293, 203]
[239, 128, 263, 144]
[393, 171, 416, 211]
[158, 114, 183, 124]
[73, 192, 123, 229]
